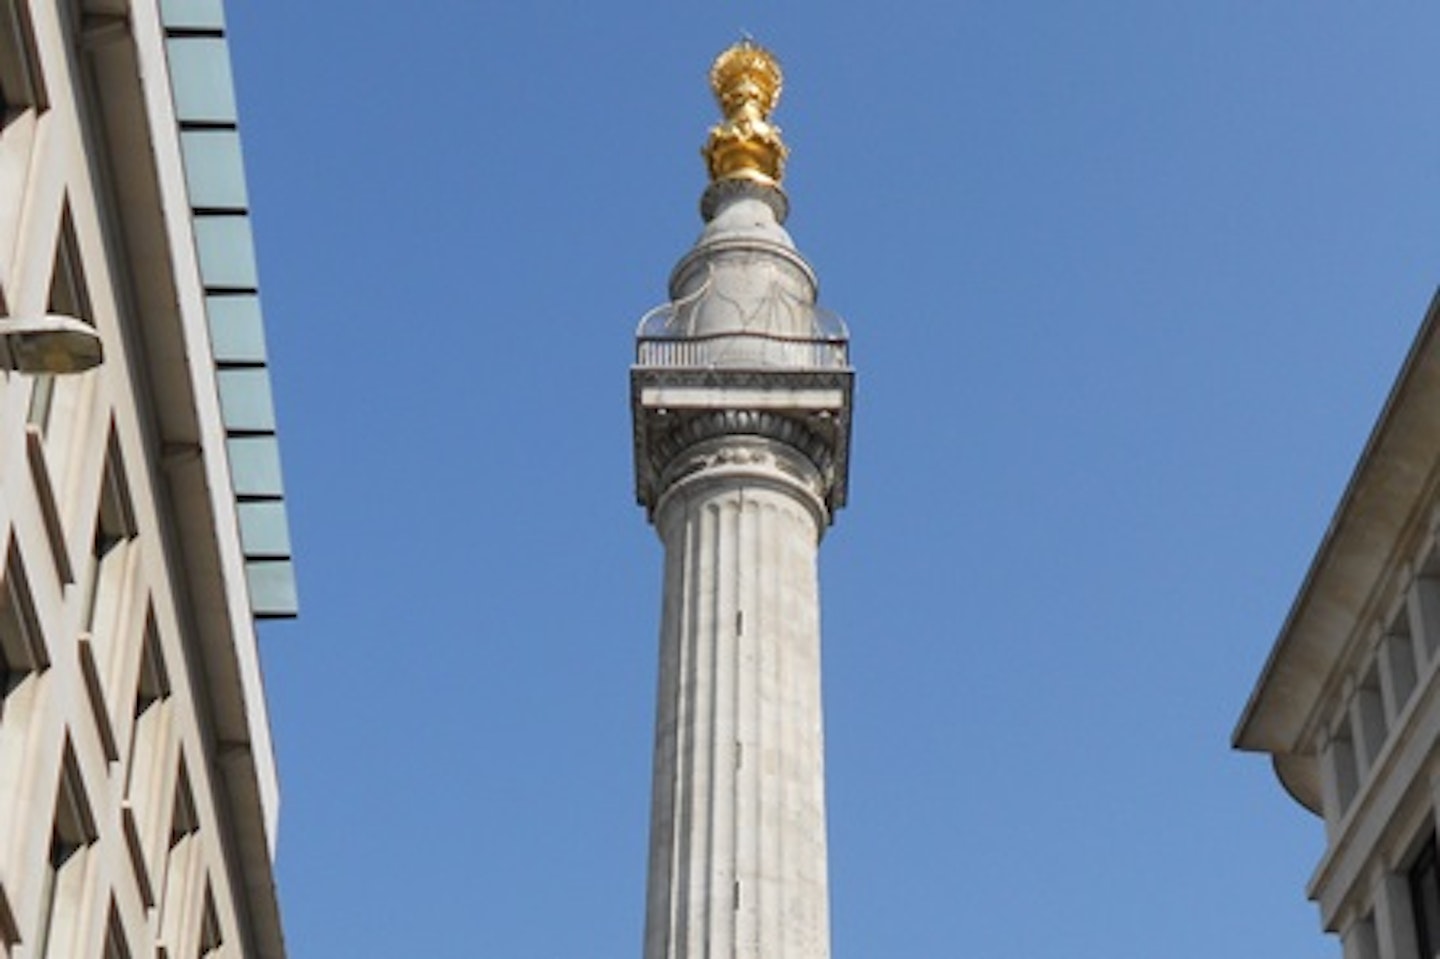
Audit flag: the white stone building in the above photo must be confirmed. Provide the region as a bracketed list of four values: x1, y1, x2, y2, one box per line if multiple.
[0, 0, 296, 956]
[1237, 294, 1440, 958]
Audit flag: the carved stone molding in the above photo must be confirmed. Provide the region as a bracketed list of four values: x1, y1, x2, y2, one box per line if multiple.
[661, 436, 823, 495]
[654, 435, 829, 530]
[700, 177, 789, 224]
[641, 407, 835, 506]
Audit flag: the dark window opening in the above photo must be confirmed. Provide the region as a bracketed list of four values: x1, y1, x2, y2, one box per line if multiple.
[1411, 833, 1440, 959]
[35, 745, 96, 959]
[0, 540, 45, 711]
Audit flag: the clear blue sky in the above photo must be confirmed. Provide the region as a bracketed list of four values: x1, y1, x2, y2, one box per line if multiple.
[223, 4, 1440, 956]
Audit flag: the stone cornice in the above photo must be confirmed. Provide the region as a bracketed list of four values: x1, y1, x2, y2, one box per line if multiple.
[654, 408, 830, 490]
[631, 367, 853, 520]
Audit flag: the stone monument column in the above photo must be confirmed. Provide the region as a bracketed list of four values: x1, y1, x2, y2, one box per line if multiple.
[630, 41, 855, 959]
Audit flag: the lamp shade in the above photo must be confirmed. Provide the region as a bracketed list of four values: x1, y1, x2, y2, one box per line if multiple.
[0, 314, 104, 374]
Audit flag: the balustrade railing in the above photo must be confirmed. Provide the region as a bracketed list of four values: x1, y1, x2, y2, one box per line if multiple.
[636, 332, 848, 371]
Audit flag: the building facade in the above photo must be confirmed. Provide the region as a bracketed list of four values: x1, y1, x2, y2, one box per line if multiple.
[0, 0, 295, 956]
[1237, 294, 1440, 958]
[630, 42, 853, 959]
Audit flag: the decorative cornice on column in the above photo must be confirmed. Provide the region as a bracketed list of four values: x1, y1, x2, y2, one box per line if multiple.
[631, 368, 853, 519]
[649, 413, 831, 512]
[653, 409, 834, 477]
[653, 436, 830, 532]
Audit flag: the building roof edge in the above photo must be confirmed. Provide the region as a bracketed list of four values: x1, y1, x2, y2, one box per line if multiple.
[1234, 288, 1440, 761]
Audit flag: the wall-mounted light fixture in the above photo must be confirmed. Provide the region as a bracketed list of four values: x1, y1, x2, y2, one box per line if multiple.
[0, 314, 103, 374]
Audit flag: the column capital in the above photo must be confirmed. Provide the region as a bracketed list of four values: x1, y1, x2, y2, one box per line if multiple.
[631, 374, 852, 523]
[652, 434, 830, 533]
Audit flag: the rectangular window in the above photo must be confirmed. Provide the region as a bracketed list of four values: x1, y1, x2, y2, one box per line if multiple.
[35, 744, 97, 959]
[0, 544, 43, 952]
[1410, 833, 1440, 959]
[34, 831, 79, 958]
[0, 0, 46, 115]
[0, 540, 45, 679]
[0, 540, 45, 746]
[124, 622, 168, 794]
[1381, 605, 1420, 721]
[1412, 574, 1440, 661]
[0, 0, 45, 332]
[159, 759, 200, 950]
[1327, 730, 1360, 817]
[125, 617, 170, 875]
[80, 433, 138, 689]
[1354, 663, 1389, 774]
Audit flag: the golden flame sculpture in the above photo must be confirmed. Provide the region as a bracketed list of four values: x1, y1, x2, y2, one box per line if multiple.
[703, 40, 788, 187]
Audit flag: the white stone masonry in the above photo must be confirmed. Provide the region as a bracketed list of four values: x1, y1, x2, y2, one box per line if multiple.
[643, 439, 831, 959]
[631, 169, 851, 959]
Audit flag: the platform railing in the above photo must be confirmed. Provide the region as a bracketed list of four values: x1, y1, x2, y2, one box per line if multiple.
[636, 332, 849, 371]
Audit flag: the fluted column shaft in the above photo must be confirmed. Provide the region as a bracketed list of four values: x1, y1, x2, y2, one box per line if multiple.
[643, 438, 831, 959]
